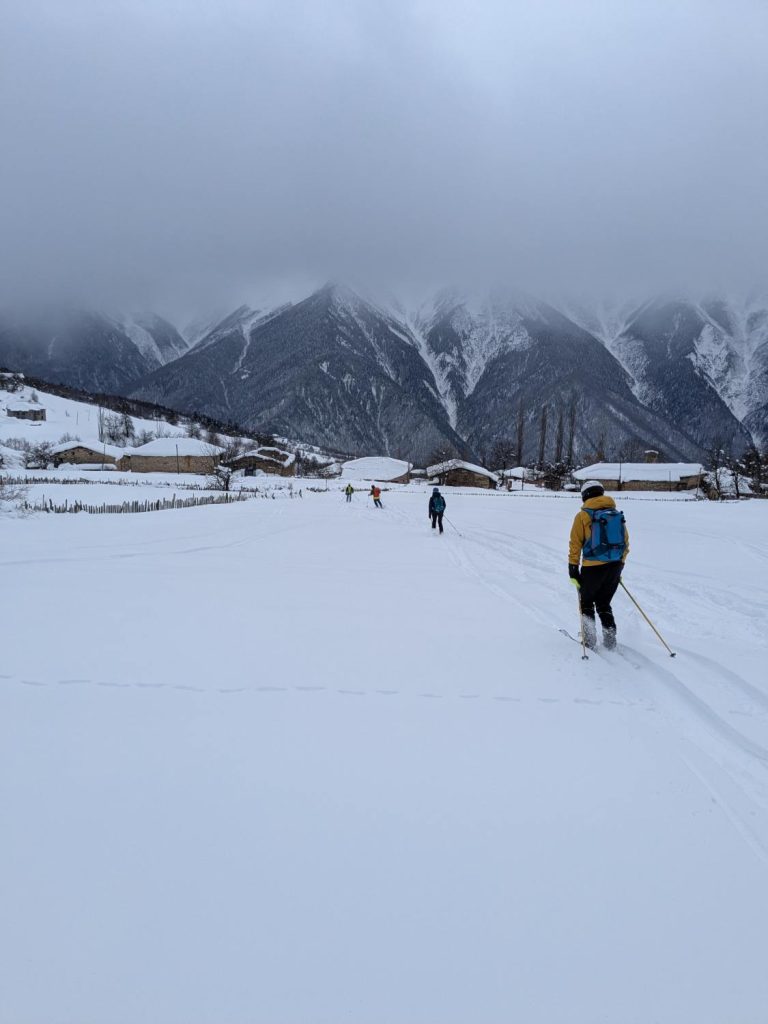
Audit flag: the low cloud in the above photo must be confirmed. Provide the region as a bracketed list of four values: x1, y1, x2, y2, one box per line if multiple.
[2, 0, 766, 314]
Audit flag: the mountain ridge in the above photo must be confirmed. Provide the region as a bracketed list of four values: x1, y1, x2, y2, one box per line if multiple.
[2, 286, 765, 463]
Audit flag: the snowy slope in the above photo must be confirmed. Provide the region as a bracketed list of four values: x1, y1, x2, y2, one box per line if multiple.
[118, 313, 189, 366]
[1, 490, 767, 1023]
[0, 382, 162, 448]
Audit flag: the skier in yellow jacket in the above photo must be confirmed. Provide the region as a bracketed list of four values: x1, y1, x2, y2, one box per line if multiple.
[568, 480, 629, 650]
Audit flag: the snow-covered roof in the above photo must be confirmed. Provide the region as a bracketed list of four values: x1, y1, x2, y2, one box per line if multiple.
[51, 440, 124, 458]
[6, 400, 43, 412]
[574, 462, 704, 482]
[237, 446, 296, 467]
[341, 457, 412, 481]
[426, 459, 499, 482]
[121, 438, 224, 458]
[499, 466, 532, 479]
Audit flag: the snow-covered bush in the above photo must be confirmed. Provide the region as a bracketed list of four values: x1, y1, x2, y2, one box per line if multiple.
[24, 441, 55, 469]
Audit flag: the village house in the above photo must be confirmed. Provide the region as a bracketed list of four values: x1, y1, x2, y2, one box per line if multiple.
[6, 399, 46, 421]
[229, 446, 297, 477]
[573, 462, 705, 492]
[427, 459, 498, 489]
[118, 438, 224, 474]
[341, 457, 412, 484]
[52, 441, 123, 467]
[499, 466, 537, 488]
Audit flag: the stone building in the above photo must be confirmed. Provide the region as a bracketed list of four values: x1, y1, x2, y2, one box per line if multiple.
[573, 462, 705, 492]
[52, 441, 122, 467]
[6, 400, 46, 421]
[426, 459, 498, 489]
[229, 446, 297, 477]
[118, 438, 223, 474]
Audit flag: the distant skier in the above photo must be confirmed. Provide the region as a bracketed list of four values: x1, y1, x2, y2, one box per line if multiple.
[428, 486, 446, 533]
[568, 480, 629, 650]
[370, 484, 383, 509]
[344, 483, 354, 503]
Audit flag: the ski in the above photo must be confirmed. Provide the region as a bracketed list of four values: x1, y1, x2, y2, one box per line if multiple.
[558, 628, 593, 659]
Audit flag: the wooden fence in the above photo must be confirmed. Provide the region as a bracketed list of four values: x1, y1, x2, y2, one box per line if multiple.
[26, 492, 251, 515]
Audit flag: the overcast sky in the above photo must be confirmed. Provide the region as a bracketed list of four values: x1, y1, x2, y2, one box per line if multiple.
[1, 0, 766, 313]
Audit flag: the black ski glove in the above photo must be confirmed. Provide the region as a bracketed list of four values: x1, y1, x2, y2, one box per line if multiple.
[568, 564, 581, 584]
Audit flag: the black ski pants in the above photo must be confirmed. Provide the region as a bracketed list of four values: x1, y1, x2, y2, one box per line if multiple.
[579, 562, 623, 629]
[431, 511, 444, 533]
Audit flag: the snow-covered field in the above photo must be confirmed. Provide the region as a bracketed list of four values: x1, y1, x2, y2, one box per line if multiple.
[2, 489, 768, 1024]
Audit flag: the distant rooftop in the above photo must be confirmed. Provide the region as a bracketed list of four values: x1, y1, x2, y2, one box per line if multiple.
[574, 462, 704, 483]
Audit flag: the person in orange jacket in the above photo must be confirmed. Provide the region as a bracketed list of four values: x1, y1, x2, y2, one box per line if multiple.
[568, 480, 629, 650]
[370, 484, 383, 509]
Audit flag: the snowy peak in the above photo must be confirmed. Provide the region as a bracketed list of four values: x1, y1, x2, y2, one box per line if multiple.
[117, 313, 188, 367]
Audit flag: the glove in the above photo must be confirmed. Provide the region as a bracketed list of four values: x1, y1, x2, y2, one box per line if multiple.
[568, 564, 581, 587]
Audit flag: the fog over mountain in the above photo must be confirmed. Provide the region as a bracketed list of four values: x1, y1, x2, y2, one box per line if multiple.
[1, 285, 762, 464]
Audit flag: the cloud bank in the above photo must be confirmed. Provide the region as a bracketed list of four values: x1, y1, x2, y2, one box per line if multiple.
[2, 0, 766, 312]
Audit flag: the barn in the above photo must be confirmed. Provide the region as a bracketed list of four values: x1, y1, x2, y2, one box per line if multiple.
[52, 441, 123, 467]
[427, 459, 498, 489]
[230, 446, 297, 477]
[6, 400, 46, 421]
[573, 462, 705, 492]
[118, 438, 224, 474]
[341, 457, 412, 484]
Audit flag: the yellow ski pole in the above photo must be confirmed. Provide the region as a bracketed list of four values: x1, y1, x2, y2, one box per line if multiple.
[620, 580, 676, 657]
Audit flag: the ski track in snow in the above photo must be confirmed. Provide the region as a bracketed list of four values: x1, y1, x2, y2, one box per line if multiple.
[3, 487, 768, 1023]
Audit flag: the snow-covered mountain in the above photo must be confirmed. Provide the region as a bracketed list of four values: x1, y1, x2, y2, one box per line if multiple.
[0, 307, 188, 394]
[130, 285, 467, 461]
[3, 286, 766, 462]
[568, 296, 764, 452]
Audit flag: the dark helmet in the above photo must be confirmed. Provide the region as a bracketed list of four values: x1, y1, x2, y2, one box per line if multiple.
[580, 479, 605, 502]
[432, 486, 440, 494]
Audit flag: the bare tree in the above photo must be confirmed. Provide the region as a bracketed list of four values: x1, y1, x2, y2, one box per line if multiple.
[553, 408, 564, 464]
[725, 449, 751, 499]
[208, 462, 236, 491]
[427, 444, 459, 468]
[220, 439, 245, 466]
[516, 404, 525, 464]
[706, 443, 728, 499]
[489, 437, 516, 472]
[566, 394, 577, 466]
[738, 445, 766, 496]
[0, 475, 28, 512]
[24, 441, 55, 469]
[121, 412, 136, 442]
[537, 406, 548, 467]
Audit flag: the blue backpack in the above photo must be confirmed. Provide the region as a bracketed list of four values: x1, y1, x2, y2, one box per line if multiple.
[582, 507, 626, 562]
[432, 494, 446, 514]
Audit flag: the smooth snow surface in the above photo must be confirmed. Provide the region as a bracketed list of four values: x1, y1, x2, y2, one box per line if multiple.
[341, 456, 411, 480]
[2, 490, 768, 1024]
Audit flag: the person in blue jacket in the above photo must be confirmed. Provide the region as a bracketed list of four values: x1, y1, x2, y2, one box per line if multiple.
[428, 487, 446, 533]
